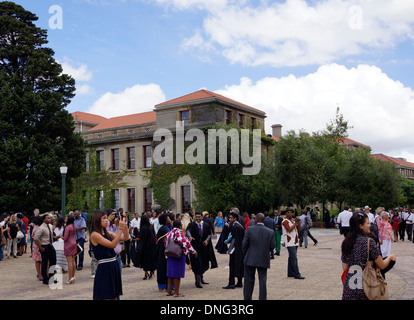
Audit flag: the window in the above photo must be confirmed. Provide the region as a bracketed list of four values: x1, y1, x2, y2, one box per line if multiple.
[85, 152, 89, 172]
[238, 114, 244, 127]
[250, 117, 256, 129]
[113, 189, 119, 210]
[144, 188, 153, 213]
[97, 150, 104, 171]
[112, 149, 119, 170]
[225, 110, 232, 125]
[144, 145, 152, 168]
[127, 188, 136, 213]
[181, 186, 191, 213]
[127, 147, 135, 169]
[180, 110, 190, 127]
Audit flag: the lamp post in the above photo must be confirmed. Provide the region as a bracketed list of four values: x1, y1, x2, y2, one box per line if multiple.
[60, 164, 68, 217]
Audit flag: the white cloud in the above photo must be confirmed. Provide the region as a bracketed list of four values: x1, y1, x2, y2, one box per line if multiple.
[87, 83, 166, 118]
[214, 63, 414, 162]
[60, 59, 93, 82]
[156, 0, 414, 67]
[60, 58, 93, 95]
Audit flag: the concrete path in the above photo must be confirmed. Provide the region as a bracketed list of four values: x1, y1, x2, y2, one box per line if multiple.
[0, 228, 413, 300]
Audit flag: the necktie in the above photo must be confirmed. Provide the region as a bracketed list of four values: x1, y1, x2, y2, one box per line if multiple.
[198, 223, 202, 236]
[48, 224, 53, 244]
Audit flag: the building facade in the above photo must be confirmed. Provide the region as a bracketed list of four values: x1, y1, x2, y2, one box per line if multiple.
[72, 89, 267, 214]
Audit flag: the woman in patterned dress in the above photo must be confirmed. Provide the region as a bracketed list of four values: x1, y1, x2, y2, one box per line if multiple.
[341, 212, 396, 300]
[164, 220, 197, 297]
[63, 215, 77, 284]
[31, 217, 43, 281]
[378, 211, 393, 258]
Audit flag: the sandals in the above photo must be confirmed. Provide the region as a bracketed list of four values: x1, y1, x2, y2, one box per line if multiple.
[174, 293, 185, 298]
[166, 292, 174, 296]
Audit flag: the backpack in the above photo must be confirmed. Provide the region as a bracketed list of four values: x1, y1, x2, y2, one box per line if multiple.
[362, 240, 388, 300]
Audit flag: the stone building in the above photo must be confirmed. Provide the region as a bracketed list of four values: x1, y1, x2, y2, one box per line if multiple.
[72, 89, 267, 214]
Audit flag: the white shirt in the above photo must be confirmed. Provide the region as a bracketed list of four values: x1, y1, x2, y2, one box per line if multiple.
[130, 217, 140, 231]
[337, 210, 353, 227]
[367, 212, 375, 224]
[406, 212, 414, 225]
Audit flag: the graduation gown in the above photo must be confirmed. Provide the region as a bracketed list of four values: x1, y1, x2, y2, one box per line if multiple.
[155, 225, 169, 286]
[187, 221, 217, 275]
[134, 224, 157, 272]
[228, 221, 245, 278]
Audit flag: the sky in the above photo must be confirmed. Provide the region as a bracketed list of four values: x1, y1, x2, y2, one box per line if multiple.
[10, 0, 414, 162]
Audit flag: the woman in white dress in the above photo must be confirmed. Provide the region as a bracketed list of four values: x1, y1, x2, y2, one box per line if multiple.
[53, 217, 68, 273]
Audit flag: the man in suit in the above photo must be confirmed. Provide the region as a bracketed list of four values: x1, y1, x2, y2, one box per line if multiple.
[242, 213, 275, 300]
[263, 211, 276, 259]
[187, 212, 217, 288]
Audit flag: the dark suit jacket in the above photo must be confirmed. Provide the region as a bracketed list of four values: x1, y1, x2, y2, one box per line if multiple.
[242, 223, 275, 269]
[264, 216, 275, 231]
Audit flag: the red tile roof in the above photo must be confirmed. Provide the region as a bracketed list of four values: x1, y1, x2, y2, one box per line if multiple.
[155, 89, 265, 114]
[340, 137, 369, 148]
[372, 153, 414, 169]
[72, 111, 108, 124]
[88, 111, 156, 132]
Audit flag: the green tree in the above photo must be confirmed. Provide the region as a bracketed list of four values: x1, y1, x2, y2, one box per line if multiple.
[0, 2, 85, 213]
[400, 178, 414, 207]
[67, 148, 135, 214]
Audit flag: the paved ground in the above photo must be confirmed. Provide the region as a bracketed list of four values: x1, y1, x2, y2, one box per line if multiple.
[1, 228, 413, 301]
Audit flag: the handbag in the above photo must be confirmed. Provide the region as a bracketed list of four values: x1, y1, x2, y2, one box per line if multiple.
[16, 230, 24, 240]
[362, 240, 389, 300]
[214, 226, 223, 234]
[164, 236, 182, 259]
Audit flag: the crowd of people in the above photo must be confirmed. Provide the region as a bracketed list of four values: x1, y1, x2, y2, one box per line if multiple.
[1, 205, 412, 300]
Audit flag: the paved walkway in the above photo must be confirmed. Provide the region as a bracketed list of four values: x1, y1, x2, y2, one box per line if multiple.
[0, 228, 413, 300]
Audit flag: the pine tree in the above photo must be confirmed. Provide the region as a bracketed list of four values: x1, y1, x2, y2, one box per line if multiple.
[0, 2, 85, 213]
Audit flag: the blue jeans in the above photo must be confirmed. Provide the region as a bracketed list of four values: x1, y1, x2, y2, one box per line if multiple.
[287, 246, 301, 278]
[0, 244, 4, 260]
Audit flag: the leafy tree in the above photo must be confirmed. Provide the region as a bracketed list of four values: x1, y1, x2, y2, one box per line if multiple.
[0, 2, 85, 213]
[145, 123, 276, 214]
[67, 148, 135, 215]
[400, 178, 414, 207]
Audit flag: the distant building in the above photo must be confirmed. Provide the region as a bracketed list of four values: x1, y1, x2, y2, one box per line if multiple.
[72, 89, 267, 214]
[372, 153, 414, 180]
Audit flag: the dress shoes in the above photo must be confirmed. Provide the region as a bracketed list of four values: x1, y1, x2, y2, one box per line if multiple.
[201, 280, 209, 285]
[294, 276, 305, 279]
[222, 285, 235, 289]
[235, 283, 243, 288]
[195, 283, 203, 288]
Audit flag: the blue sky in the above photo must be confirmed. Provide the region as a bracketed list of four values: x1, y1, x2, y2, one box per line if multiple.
[10, 0, 414, 162]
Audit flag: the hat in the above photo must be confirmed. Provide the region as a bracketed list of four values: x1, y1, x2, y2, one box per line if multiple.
[364, 206, 370, 210]
[203, 211, 208, 216]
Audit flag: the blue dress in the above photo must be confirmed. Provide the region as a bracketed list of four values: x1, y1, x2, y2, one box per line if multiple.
[91, 233, 122, 300]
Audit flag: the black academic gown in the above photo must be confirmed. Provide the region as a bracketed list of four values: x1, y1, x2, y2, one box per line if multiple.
[228, 221, 245, 278]
[187, 221, 215, 275]
[134, 224, 157, 272]
[155, 225, 169, 286]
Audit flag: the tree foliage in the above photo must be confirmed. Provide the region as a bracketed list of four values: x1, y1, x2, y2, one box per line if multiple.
[0, 2, 85, 213]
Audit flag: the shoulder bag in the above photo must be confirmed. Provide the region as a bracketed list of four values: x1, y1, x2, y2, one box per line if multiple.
[164, 236, 182, 259]
[362, 239, 388, 300]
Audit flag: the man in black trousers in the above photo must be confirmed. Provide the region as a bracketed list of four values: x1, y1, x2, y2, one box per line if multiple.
[34, 214, 57, 285]
[242, 213, 275, 300]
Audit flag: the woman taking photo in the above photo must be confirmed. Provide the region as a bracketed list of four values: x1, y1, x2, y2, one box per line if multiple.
[90, 210, 129, 300]
[341, 212, 396, 300]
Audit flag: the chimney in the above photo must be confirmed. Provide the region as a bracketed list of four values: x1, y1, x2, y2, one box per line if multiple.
[272, 124, 282, 138]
